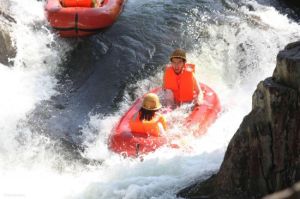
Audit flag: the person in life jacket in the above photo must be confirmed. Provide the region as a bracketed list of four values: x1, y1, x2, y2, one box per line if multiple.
[129, 93, 167, 137]
[163, 49, 203, 105]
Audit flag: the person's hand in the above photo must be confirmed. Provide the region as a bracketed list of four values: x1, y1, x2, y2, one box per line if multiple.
[194, 94, 204, 106]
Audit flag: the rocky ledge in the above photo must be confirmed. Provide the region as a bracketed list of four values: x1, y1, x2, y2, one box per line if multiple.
[177, 41, 300, 199]
[0, 7, 16, 66]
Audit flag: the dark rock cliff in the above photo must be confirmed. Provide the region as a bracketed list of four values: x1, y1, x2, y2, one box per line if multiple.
[177, 41, 300, 199]
[282, 0, 300, 7]
[0, 8, 16, 66]
[263, 181, 300, 199]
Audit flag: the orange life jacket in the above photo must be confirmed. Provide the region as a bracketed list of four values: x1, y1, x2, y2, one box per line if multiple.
[129, 112, 167, 137]
[61, 0, 93, 7]
[163, 63, 198, 103]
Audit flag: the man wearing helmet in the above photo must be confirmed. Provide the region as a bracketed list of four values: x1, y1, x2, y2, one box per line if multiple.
[163, 49, 203, 105]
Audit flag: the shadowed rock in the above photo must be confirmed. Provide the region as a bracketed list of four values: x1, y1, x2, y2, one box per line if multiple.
[263, 181, 300, 199]
[178, 41, 300, 199]
[282, 0, 300, 7]
[0, 8, 16, 66]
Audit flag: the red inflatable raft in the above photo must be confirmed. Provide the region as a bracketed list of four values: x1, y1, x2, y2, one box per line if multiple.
[108, 83, 221, 157]
[45, 0, 125, 37]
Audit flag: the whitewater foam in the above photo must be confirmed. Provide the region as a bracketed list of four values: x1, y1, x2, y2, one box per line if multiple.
[0, 0, 300, 198]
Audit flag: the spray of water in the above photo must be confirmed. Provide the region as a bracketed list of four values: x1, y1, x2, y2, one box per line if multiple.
[0, 0, 72, 159]
[0, 0, 75, 198]
[0, 0, 300, 198]
[79, 2, 300, 198]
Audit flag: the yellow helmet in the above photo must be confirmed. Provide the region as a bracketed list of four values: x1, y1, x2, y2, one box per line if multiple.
[142, 93, 162, 111]
[170, 49, 186, 62]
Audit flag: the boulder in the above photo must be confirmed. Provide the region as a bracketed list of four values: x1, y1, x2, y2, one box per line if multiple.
[263, 181, 300, 199]
[0, 8, 16, 66]
[178, 41, 300, 199]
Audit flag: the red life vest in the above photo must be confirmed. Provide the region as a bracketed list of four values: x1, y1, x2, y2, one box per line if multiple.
[129, 112, 167, 137]
[163, 63, 197, 103]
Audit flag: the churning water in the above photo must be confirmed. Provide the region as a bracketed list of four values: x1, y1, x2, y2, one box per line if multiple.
[0, 0, 299, 198]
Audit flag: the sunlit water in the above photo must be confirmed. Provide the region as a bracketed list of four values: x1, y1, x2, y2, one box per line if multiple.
[0, 0, 299, 198]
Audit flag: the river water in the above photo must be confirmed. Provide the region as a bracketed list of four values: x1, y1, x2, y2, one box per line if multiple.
[0, 0, 299, 198]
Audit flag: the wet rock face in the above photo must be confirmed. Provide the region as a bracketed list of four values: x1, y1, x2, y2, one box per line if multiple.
[273, 41, 300, 91]
[178, 41, 300, 199]
[282, 0, 300, 7]
[0, 9, 16, 66]
[263, 182, 300, 199]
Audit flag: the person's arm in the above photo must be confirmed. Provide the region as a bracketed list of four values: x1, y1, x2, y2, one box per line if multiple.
[157, 115, 167, 136]
[193, 73, 204, 105]
[160, 115, 167, 131]
[193, 73, 200, 95]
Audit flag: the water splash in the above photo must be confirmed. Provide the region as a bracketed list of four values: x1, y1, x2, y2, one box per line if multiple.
[0, 0, 71, 166]
[0, 0, 300, 199]
[79, 2, 300, 198]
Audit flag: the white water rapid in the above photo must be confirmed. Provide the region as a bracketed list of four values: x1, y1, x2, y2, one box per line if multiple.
[0, 0, 299, 198]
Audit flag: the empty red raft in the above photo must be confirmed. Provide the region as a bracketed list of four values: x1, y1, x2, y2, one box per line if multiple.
[45, 0, 125, 37]
[108, 83, 221, 157]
